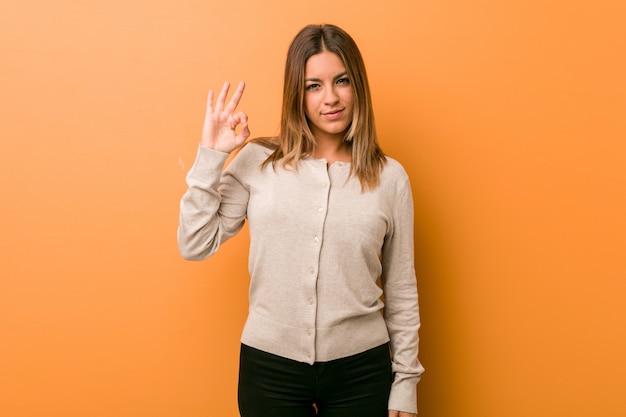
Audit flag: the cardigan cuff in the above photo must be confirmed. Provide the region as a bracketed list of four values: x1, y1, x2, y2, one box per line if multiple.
[187, 145, 230, 182]
[388, 375, 419, 414]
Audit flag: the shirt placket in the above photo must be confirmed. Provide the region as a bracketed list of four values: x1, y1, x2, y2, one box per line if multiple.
[302, 164, 331, 363]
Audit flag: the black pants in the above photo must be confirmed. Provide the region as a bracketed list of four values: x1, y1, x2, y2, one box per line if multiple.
[238, 343, 392, 417]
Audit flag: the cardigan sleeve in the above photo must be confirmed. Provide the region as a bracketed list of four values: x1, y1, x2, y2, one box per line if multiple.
[381, 179, 425, 414]
[177, 145, 249, 260]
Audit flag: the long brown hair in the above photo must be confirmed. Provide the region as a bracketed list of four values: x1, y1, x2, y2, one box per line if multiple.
[253, 24, 386, 190]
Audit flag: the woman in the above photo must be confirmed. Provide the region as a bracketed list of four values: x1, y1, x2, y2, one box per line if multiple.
[178, 24, 424, 417]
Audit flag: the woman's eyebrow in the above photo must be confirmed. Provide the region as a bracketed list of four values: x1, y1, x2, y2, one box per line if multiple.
[305, 72, 348, 82]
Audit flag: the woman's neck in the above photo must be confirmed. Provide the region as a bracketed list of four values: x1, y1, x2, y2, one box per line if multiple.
[312, 134, 351, 164]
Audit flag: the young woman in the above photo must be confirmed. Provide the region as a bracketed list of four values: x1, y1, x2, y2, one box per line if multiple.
[178, 24, 424, 417]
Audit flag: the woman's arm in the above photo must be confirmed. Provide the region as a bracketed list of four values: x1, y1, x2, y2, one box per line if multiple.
[177, 146, 249, 260]
[382, 179, 424, 414]
[177, 82, 251, 260]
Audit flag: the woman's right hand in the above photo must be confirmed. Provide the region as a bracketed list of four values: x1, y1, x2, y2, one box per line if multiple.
[200, 81, 250, 153]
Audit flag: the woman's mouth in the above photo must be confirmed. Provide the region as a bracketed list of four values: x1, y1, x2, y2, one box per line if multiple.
[322, 109, 344, 120]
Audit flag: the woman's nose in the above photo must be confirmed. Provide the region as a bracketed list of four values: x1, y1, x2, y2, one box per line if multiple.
[323, 87, 339, 104]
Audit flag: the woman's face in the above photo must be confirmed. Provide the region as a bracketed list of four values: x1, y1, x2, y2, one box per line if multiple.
[303, 51, 354, 141]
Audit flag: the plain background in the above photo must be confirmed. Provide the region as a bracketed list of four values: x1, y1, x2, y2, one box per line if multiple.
[1, 0, 625, 416]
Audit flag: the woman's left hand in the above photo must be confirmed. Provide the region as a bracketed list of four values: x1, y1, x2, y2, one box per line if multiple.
[388, 410, 417, 417]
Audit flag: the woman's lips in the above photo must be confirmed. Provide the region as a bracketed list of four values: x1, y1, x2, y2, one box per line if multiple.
[323, 109, 343, 120]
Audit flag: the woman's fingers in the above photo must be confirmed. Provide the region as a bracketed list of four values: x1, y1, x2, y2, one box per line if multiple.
[232, 111, 250, 142]
[388, 412, 416, 417]
[207, 81, 245, 117]
[214, 81, 231, 112]
[206, 90, 214, 114]
[224, 81, 245, 114]
[229, 111, 247, 128]
[201, 81, 249, 152]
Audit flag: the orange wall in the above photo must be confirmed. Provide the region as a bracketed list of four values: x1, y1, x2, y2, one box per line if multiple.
[1, 1, 625, 416]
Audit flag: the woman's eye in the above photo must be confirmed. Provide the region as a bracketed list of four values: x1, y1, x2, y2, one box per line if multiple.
[305, 84, 320, 90]
[337, 78, 350, 85]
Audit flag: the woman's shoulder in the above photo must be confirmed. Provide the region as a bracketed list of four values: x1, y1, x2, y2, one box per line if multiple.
[225, 138, 276, 175]
[232, 138, 275, 161]
[377, 155, 413, 203]
[248, 136, 279, 151]
[381, 155, 410, 183]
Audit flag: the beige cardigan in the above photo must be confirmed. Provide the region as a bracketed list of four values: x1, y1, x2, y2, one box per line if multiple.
[178, 142, 424, 413]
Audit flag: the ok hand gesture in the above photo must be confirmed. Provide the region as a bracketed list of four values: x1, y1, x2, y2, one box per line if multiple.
[201, 81, 250, 153]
